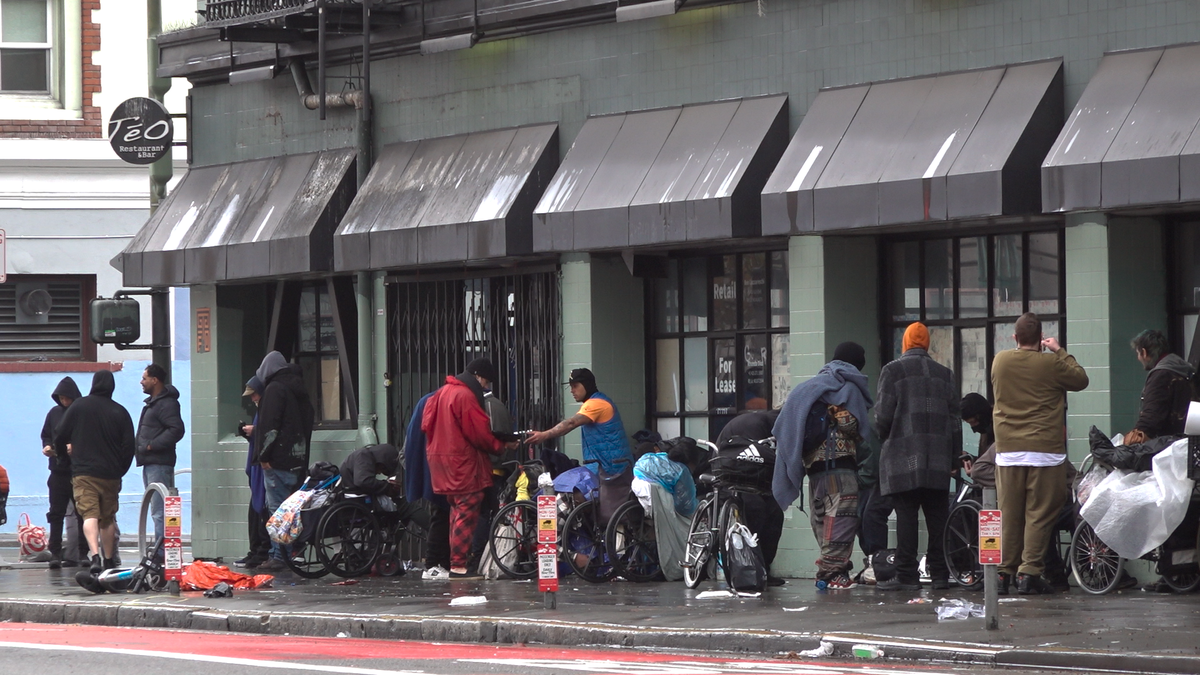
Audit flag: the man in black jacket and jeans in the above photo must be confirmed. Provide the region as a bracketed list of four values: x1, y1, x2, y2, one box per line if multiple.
[54, 370, 136, 583]
[136, 363, 185, 553]
[253, 351, 315, 571]
[41, 376, 83, 568]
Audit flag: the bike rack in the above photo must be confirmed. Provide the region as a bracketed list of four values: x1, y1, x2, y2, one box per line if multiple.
[139, 482, 181, 596]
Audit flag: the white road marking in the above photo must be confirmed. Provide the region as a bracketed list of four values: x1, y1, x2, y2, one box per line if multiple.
[458, 658, 943, 675]
[0, 641, 425, 675]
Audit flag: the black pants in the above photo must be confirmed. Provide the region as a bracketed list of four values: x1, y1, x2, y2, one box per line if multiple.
[858, 483, 894, 557]
[247, 504, 271, 560]
[741, 493, 785, 569]
[891, 488, 949, 584]
[426, 501, 451, 570]
[46, 471, 82, 560]
[470, 479, 502, 567]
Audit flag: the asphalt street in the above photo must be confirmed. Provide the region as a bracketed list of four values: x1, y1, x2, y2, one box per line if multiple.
[0, 623, 1053, 675]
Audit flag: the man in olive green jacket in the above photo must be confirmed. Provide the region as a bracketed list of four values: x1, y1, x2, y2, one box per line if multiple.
[991, 312, 1089, 595]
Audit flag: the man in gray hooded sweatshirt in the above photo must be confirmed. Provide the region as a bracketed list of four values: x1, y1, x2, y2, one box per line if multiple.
[253, 351, 314, 570]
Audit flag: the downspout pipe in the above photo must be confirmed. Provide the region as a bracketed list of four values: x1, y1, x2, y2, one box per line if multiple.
[354, 1, 378, 447]
[289, 59, 366, 111]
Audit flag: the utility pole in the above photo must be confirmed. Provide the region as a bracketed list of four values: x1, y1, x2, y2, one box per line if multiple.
[147, 0, 172, 381]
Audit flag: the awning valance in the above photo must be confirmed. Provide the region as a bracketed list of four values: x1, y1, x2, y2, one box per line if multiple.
[762, 59, 1063, 234]
[532, 95, 788, 251]
[1042, 44, 1200, 212]
[334, 124, 559, 270]
[121, 148, 357, 286]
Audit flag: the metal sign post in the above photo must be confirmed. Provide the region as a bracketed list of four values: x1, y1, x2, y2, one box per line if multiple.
[537, 473, 558, 609]
[980, 490, 1001, 630]
[163, 494, 183, 595]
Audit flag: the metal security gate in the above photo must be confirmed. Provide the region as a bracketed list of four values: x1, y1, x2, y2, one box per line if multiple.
[387, 268, 562, 443]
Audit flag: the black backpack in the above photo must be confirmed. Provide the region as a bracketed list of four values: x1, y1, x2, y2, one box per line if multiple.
[803, 403, 831, 454]
[710, 436, 776, 491]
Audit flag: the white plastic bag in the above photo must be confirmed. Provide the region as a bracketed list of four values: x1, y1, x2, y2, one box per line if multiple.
[1080, 438, 1195, 559]
[935, 598, 985, 621]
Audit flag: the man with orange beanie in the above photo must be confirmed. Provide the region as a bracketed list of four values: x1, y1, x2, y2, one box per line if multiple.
[874, 322, 961, 591]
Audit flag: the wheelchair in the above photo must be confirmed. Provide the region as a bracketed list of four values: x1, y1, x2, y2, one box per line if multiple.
[1069, 452, 1200, 594]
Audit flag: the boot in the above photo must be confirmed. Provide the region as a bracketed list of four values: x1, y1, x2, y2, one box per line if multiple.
[998, 571, 1011, 595]
[89, 554, 103, 575]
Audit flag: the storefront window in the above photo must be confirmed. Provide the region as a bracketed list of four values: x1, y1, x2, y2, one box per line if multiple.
[1171, 222, 1200, 362]
[296, 282, 348, 424]
[885, 230, 1065, 400]
[650, 250, 790, 440]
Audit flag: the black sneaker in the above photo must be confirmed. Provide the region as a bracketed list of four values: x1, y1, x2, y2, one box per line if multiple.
[48, 557, 62, 570]
[875, 577, 921, 591]
[1142, 577, 1173, 593]
[89, 554, 103, 575]
[998, 572, 1011, 595]
[61, 559, 81, 568]
[103, 557, 119, 571]
[1017, 573, 1055, 595]
[931, 579, 951, 590]
[767, 575, 787, 587]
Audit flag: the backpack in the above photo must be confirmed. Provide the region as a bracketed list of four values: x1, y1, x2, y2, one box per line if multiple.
[484, 391, 516, 441]
[803, 403, 830, 454]
[710, 436, 776, 491]
[724, 522, 767, 592]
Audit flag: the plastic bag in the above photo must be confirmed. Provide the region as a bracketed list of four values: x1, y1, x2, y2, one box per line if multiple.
[267, 488, 317, 545]
[1075, 464, 1109, 505]
[1080, 438, 1195, 559]
[633, 453, 697, 517]
[725, 522, 766, 592]
[936, 598, 985, 621]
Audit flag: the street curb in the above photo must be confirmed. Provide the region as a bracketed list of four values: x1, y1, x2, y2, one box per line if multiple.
[2, 597, 1197, 674]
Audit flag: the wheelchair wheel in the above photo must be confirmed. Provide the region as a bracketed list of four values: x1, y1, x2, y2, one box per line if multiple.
[682, 497, 716, 589]
[1070, 520, 1124, 594]
[489, 500, 539, 579]
[562, 500, 615, 583]
[1163, 571, 1200, 593]
[606, 499, 661, 582]
[284, 539, 330, 579]
[943, 500, 983, 586]
[316, 500, 381, 578]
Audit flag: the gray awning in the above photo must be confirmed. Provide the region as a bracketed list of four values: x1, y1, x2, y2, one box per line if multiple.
[1043, 44, 1200, 212]
[334, 124, 559, 271]
[533, 95, 788, 251]
[121, 148, 357, 286]
[762, 60, 1063, 234]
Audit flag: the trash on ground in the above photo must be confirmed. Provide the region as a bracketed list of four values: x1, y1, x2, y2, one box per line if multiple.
[906, 597, 930, 604]
[998, 597, 1027, 603]
[782, 606, 808, 612]
[736, 591, 761, 598]
[183, 560, 272, 591]
[202, 581, 234, 598]
[336, 632, 349, 638]
[331, 579, 359, 586]
[851, 644, 883, 659]
[449, 595, 488, 606]
[797, 641, 834, 658]
[695, 590, 734, 599]
[936, 597, 985, 621]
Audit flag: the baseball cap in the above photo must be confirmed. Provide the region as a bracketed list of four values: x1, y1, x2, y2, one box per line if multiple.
[565, 368, 596, 387]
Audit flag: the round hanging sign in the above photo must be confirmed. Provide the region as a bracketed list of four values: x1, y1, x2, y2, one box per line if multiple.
[108, 97, 174, 165]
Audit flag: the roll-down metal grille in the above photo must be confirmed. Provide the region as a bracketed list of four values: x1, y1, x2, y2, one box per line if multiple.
[388, 269, 561, 443]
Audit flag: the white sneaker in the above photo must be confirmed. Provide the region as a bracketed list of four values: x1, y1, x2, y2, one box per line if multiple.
[422, 565, 450, 580]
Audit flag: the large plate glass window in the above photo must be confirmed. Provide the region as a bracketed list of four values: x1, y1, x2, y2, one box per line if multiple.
[884, 229, 1066, 399]
[649, 250, 790, 441]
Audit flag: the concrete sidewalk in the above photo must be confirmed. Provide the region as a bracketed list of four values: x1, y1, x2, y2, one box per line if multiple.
[1, 559, 1198, 674]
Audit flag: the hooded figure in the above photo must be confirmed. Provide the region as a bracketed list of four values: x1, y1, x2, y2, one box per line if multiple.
[340, 443, 401, 496]
[42, 377, 83, 474]
[41, 376, 83, 565]
[54, 371, 136, 481]
[253, 351, 314, 474]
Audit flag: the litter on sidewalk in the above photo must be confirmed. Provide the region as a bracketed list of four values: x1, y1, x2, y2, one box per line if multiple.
[449, 595, 488, 606]
[695, 590, 734, 599]
[796, 641, 833, 657]
[935, 598, 985, 621]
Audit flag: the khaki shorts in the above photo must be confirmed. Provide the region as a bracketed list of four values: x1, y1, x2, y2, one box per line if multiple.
[73, 476, 122, 527]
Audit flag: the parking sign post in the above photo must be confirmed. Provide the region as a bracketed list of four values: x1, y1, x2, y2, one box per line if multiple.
[537, 473, 558, 609]
[980, 489, 1001, 631]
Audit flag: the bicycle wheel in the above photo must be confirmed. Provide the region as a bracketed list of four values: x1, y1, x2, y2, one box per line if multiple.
[562, 500, 616, 583]
[682, 497, 715, 589]
[315, 500, 381, 578]
[489, 500, 539, 579]
[1070, 520, 1124, 594]
[606, 499, 661, 582]
[943, 500, 983, 586]
[1163, 571, 1200, 593]
[284, 539, 330, 579]
[718, 498, 747, 589]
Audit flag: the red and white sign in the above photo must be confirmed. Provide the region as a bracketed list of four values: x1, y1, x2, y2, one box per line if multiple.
[163, 495, 183, 580]
[537, 495, 557, 544]
[537, 543, 558, 593]
[979, 509, 1002, 565]
[0, 229, 6, 284]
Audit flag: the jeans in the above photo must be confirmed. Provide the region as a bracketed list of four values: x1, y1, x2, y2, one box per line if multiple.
[263, 468, 301, 561]
[142, 464, 175, 546]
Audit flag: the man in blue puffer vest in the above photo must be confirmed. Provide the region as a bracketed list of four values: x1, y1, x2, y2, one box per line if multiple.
[528, 368, 633, 478]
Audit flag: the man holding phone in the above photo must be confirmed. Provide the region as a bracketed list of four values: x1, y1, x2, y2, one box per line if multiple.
[991, 313, 1089, 595]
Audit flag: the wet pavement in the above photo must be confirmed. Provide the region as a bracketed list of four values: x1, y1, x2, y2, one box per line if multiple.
[2, 548, 1199, 661]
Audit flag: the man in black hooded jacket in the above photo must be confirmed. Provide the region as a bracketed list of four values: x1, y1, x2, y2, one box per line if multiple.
[53, 370, 136, 580]
[41, 376, 83, 568]
[253, 351, 315, 570]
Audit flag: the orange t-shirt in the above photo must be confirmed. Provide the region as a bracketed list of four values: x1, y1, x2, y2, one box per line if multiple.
[577, 397, 614, 424]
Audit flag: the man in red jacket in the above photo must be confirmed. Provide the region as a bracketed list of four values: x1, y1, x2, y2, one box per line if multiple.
[422, 358, 517, 580]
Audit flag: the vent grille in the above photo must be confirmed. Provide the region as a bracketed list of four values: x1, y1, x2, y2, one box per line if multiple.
[0, 280, 84, 359]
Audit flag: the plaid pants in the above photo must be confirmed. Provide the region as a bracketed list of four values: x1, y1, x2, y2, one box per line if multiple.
[808, 469, 860, 579]
[446, 491, 486, 569]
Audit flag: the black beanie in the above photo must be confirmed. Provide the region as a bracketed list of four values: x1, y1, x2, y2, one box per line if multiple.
[465, 357, 498, 383]
[833, 341, 866, 371]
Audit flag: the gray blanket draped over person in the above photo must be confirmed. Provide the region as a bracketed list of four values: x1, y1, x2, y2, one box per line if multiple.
[772, 360, 874, 510]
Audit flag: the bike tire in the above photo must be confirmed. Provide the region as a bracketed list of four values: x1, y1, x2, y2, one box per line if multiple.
[682, 497, 715, 589]
[1070, 520, 1124, 595]
[489, 500, 539, 580]
[943, 500, 983, 586]
[562, 500, 616, 583]
[606, 499, 661, 583]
